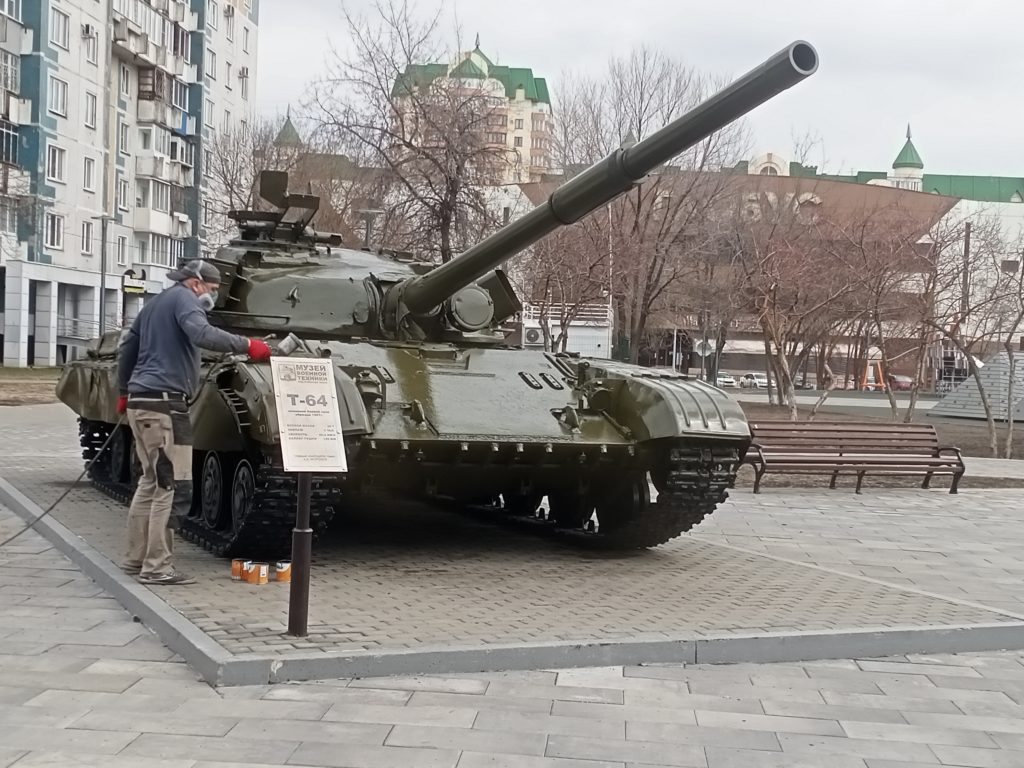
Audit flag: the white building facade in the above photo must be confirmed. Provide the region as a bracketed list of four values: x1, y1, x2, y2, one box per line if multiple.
[0, 0, 258, 367]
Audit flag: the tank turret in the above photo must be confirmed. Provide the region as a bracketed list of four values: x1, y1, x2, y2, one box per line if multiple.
[387, 41, 818, 334]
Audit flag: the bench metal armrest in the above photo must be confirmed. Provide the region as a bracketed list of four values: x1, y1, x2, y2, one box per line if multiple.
[936, 445, 964, 465]
[743, 443, 766, 466]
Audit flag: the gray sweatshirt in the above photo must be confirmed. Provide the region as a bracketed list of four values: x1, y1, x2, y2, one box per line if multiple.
[117, 283, 249, 397]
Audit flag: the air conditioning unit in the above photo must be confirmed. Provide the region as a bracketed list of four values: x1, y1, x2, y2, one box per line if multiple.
[238, 66, 249, 78]
[224, 4, 234, 16]
[524, 328, 544, 347]
[81, 23, 97, 39]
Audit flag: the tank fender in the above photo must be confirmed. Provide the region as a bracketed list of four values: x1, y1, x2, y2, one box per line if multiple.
[585, 367, 750, 442]
[55, 361, 119, 423]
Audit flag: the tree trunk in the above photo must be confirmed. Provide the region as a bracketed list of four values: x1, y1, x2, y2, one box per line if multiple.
[808, 362, 836, 421]
[967, 357, 998, 458]
[1004, 340, 1017, 459]
[903, 336, 928, 424]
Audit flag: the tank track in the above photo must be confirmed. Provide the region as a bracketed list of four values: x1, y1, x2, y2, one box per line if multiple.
[483, 440, 743, 549]
[78, 417, 335, 558]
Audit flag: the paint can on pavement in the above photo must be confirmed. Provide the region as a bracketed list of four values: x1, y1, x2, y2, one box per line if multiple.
[247, 562, 269, 585]
[275, 561, 292, 582]
[231, 559, 245, 580]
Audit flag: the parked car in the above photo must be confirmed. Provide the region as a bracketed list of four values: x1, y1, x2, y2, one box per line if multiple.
[716, 373, 737, 388]
[888, 374, 915, 391]
[739, 372, 769, 388]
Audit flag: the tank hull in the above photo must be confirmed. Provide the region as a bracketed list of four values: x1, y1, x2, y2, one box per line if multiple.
[57, 337, 749, 556]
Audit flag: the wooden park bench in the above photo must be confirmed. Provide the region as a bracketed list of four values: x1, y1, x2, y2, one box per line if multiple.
[743, 421, 966, 494]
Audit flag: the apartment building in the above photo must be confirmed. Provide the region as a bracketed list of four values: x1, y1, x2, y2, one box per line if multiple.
[0, 0, 258, 367]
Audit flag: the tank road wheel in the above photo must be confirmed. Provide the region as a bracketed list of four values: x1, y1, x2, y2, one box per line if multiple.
[230, 459, 256, 535]
[106, 425, 130, 483]
[200, 451, 228, 530]
[501, 491, 542, 517]
[548, 492, 594, 530]
[594, 474, 650, 536]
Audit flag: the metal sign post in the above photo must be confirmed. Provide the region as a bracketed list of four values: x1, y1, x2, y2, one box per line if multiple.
[270, 357, 348, 638]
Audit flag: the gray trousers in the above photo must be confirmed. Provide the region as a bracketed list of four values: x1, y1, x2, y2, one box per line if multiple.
[124, 402, 193, 577]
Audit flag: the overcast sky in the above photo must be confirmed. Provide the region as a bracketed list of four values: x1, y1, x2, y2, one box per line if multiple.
[257, 0, 1024, 177]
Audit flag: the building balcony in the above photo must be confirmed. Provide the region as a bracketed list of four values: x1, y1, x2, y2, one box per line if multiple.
[0, 17, 34, 55]
[137, 100, 176, 128]
[2, 91, 31, 126]
[134, 208, 173, 234]
[170, 112, 197, 137]
[136, 155, 175, 183]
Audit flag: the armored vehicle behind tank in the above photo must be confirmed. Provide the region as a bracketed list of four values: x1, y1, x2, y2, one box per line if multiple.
[57, 42, 819, 556]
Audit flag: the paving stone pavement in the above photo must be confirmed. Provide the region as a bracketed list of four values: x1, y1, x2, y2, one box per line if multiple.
[0, 405, 1017, 657]
[6, 503, 1024, 766]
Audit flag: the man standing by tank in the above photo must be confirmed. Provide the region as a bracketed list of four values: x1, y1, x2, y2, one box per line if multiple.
[116, 260, 272, 585]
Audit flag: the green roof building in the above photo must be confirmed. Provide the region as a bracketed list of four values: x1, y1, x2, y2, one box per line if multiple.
[732, 126, 1024, 204]
[391, 39, 553, 184]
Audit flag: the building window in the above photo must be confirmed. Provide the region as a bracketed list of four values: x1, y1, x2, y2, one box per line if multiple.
[0, 120, 16, 165]
[83, 157, 95, 191]
[225, 61, 232, 88]
[240, 73, 248, 101]
[0, 196, 17, 233]
[513, 136, 523, 147]
[0, 0, 20, 23]
[116, 235, 127, 265]
[84, 92, 97, 128]
[242, 26, 249, 52]
[205, 98, 214, 127]
[151, 234, 171, 266]
[46, 144, 66, 182]
[515, 119, 523, 129]
[222, 109, 230, 132]
[44, 212, 63, 249]
[81, 220, 94, 255]
[49, 8, 69, 49]
[118, 121, 130, 155]
[47, 76, 68, 116]
[202, 200, 212, 225]
[0, 50, 19, 92]
[225, 9, 234, 40]
[152, 181, 171, 212]
[120, 64, 130, 97]
[117, 178, 130, 211]
[136, 236, 148, 263]
[203, 148, 212, 177]
[86, 31, 99, 64]
[205, 49, 217, 79]
[207, 0, 218, 28]
[171, 238, 185, 263]
[171, 79, 188, 111]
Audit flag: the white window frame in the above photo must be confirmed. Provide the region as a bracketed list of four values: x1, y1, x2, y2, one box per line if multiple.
[118, 121, 130, 155]
[0, 50, 19, 92]
[240, 74, 248, 101]
[225, 61, 232, 88]
[222, 109, 230, 132]
[49, 8, 69, 50]
[116, 235, 127, 265]
[84, 92, 97, 129]
[45, 144, 66, 183]
[47, 76, 68, 117]
[0, 0, 21, 24]
[242, 26, 249, 53]
[225, 8, 234, 40]
[205, 49, 217, 79]
[204, 98, 214, 127]
[0, 195, 17, 234]
[120, 64, 130, 97]
[81, 220, 94, 255]
[207, 0, 218, 29]
[117, 179, 130, 211]
[151, 180, 171, 213]
[44, 212, 64, 249]
[86, 31, 99, 64]
[83, 157, 95, 192]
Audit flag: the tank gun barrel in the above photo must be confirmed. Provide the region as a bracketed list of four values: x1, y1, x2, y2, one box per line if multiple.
[401, 41, 818, 316]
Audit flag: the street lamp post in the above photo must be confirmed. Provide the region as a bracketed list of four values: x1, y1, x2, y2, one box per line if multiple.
[92, 214, 112, 334]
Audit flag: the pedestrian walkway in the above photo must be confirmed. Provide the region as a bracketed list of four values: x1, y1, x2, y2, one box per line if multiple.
[5, 503, 1024, 768]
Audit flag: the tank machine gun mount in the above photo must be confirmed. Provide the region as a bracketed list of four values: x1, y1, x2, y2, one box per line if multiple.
[228, 170, 343, 247]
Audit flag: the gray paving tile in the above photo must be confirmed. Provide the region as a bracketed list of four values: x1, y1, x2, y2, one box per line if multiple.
[875, 681, 1019, 705]
[69, 709, 238, 737]
[408, 691, 552, 713]
[228, 717, 390, 745]
[385, 724, 546, 756]
[901, 710, 1024, 734]
[760, 699, 907, 724]
[928, 745, 1024, 767]
[991, 732, 1024, 750]
[76, 659, 198, 680]
[0, 670, 140, 693]
[705, 747, 868, 768]
[552, 700, 700, 725]
[22, 689, 189, 713]
[695, 709, 845, 736]
[0, 702, 90, 728]
[474, 710, 626, 739]
[0, 724, 139, 754]
[121, 677, 221, 699]
[171, 697, 329, 720]
[287, 742, 460, 768]
[627, 720, 781, 750]
[777, 733, 938, 762]
[619, 689, 767, 713]
[120, 733, 299, 763]
[841, 720, 996, 747]
[486, 681, 624, 704]
[457, 755, 624, 768]
[0, 653, 93, 673]
[820, 691, 962, 714]
[685, 682, 831, 704]
[855, 660, 984, 678]
[350, 677, 488, 694]
[545, 734, 706, 767]
[0, 750, 25, 768]
[6, 754, 194, 768]
[0, 686, 44, 706]
[262, 685, 411, 706]
[322, 702, 477, 728]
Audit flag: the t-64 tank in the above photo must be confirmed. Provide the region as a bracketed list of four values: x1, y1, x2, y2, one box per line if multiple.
[57, 42, 818, 556]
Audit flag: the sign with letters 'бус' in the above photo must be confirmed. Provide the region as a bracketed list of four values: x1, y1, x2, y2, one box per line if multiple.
[270, 358, 348, 473]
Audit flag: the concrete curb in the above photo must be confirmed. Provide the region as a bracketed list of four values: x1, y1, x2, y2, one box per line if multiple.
[4, 476, 1024, 686]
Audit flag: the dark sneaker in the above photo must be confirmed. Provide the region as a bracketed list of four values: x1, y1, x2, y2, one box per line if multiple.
[121, 563, 142, 575]
[138, 570, 195, 585]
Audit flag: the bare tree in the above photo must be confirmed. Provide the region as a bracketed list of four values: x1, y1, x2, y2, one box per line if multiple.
[308, 0, 513, 263]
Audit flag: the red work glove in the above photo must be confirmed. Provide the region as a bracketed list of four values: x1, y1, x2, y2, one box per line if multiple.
[116, 395, 128, 414]
[248, 339, 272, 362]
